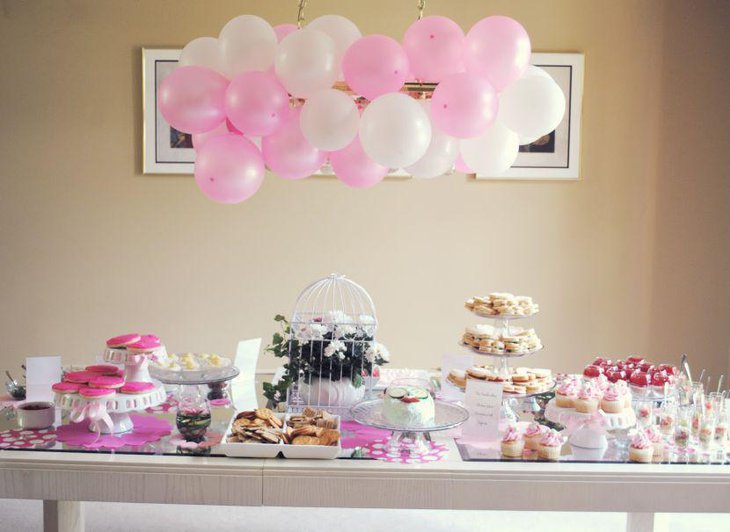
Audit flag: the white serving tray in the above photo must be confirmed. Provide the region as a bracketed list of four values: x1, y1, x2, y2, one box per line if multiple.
[219, 413, 341, 459]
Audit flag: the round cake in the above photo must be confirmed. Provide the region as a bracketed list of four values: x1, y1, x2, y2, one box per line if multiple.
[382, 385, 435, 428]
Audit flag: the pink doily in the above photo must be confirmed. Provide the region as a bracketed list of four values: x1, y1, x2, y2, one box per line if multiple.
[340, 420, 392, 449]
[364, 438, 449, 464]
[56, 414, 172, 449]
[0, 427, 56, 449]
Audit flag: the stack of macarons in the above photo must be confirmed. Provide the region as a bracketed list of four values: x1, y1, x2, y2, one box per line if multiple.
[52, 363, 156, 399]
[106, 333, 163, 353]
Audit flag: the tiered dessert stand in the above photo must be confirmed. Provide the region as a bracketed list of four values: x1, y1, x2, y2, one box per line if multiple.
[54, 347, 167, 434]
[545, 398, 637, 454]
[459, 308, 548, 422]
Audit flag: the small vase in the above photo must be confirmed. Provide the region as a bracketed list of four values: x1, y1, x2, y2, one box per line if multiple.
[176, 385, 211, 442]
[299, 377, 366, 409]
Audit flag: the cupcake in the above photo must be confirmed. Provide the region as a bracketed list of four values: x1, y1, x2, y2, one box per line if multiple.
[500, 424, 525, 458]
[659, 412, 675, 436]
[574, 382, 599, 414]
[595, 373, 610, 394]
[644, 426, 663, 462]
[628, 431, 653, 463]
[600, 384, 624, 413]
[538, 429, 563, 461]
[555, 379, 578, 408]
[524, 422, 547, 451]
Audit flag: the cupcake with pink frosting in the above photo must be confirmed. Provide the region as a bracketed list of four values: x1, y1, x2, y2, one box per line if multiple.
[644, 426, 664, 462]
[595, 373, 610, 394]
[555, 378, 579, 408]
[574, 382, 600, 414]
[500, 424, 525, 458]
[537, 428, 563, 461]
[600, 384, 624, 414]
[524, 422, 548, 451]
[628, 431, 653, 463]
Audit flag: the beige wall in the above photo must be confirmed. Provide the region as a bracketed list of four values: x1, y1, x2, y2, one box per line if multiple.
[0, 1, 728, 381]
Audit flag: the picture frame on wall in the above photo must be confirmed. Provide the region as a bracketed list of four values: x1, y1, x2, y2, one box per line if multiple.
[476, 52, 585, 180]
[142, 48, 195, 174]
[142, 48, 584, 179]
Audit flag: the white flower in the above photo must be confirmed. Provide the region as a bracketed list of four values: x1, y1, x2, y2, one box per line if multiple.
[323, 340, 346, 358]
[335, 324, 357, 338]
[337, 351, 345, 360]
[365, 341, 390, 363]
[294, 322, 328, 344]
[324, 310, 353, 325]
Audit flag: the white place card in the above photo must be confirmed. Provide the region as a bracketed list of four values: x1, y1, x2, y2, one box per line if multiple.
[231, 338, 262, 411]
[462, 379, 503, 441]
[440, 353, 473, 400]
[25, 355, 62, 402]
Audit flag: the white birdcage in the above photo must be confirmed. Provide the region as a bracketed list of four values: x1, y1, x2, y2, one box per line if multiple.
[286, 273, 387, 416]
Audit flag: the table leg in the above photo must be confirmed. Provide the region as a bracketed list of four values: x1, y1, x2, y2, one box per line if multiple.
[626, 512, 654, 532]
[43, 500, 84, 532]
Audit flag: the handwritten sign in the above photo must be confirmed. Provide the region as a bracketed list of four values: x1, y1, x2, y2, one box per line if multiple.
[462, 379, 503, 441]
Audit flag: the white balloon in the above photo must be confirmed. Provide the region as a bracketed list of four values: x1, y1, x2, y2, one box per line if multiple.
[359, 93, 431, 168]
[499, 76, 566, 140]
[307, 15, 361, 80]
[275, 29, 338, 98]
[461, 121, 519, 175]
[179, 37, 225, 75]
[405, 101, 459, 178]
[219, 15, 277, 77]
[300, 89, 360, 151]
[522, 65, 552, 80]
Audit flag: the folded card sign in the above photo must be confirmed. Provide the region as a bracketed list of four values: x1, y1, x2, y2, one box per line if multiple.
[462, 379, 503, 441]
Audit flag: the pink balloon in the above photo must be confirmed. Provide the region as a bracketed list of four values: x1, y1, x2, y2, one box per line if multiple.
[454, 153, 474, 174]
[192, 122, 230, 151]
[274, 23, 298, 42]
[402, 16, 464, 82]
[342, 35, 408, 101]
[262, 107, 327, 180]
[194, 135, 265, 204]
[330, 137, 388, 188]
[225, 71, 290, 137]
[464, 16, 531, 91]
[431, 72, 498, 138]
[158, 66, 228, 134]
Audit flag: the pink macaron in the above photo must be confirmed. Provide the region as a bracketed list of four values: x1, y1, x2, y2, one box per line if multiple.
[120, 381, 156, 394]
[89, 375, 125, 389]
[64, 371, 97, 384]
[106, 333, 142, 348]
[52, 382, 81, 394]
[127, 336, 162, 353]
[85, 364, 120, 376]
[79, 387, 116, 399]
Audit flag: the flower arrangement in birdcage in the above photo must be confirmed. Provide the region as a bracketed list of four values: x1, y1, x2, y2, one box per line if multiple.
[263, 313, 390, 407]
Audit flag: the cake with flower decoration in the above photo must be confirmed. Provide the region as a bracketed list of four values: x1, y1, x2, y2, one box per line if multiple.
[555, 378, 579, 408]
[382, 384, 435, 428]
[500, 424, 524, 457]
[574, 381, 599, 413]
[537, 428, 563, 461]
[524, 421, 548, 451]
[628, 431, 653, 462]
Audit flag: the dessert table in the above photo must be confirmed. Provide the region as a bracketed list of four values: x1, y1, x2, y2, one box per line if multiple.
[1, 403, 729, 532]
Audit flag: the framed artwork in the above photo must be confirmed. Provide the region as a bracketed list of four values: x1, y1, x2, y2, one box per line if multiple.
[142, 48, 195, 174]
[476, 52, 585, 180]
[142, 48, 584, 179]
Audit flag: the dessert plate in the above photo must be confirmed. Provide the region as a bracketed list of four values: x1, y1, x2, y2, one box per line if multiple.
[150, 365, 239, 385]
[349, 399, 469, 433]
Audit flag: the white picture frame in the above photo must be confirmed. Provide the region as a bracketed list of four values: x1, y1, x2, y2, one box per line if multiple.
[476, 52, 585, 180]
[142, 48, 195, 174]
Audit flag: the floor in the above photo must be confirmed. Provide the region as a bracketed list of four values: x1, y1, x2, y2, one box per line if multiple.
[0, 500, 729, 532]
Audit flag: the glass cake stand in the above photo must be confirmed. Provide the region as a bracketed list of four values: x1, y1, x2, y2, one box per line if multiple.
[350, 399, 469, 454]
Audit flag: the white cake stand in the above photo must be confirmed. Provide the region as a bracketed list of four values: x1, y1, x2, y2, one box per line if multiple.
[55, 382, 167, 434]
[545, 399, 636, 449]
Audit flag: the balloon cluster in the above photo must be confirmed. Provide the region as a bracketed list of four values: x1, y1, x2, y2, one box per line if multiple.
[159, 14, 565, 204]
